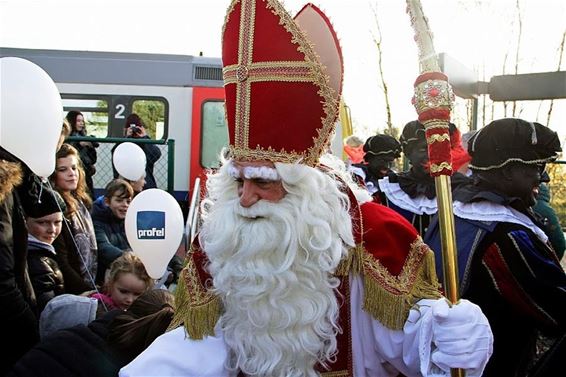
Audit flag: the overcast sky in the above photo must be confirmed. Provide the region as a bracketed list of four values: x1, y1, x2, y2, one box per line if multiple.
[1, 0, 565, 141]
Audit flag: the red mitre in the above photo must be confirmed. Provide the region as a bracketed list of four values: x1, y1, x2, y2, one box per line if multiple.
[222, 0, 343, 166]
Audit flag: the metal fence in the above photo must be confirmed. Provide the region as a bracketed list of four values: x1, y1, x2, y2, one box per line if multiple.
[66, 136, 175, 195]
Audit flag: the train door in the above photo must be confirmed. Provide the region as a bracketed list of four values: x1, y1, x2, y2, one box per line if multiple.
[189, 87, 228, 193]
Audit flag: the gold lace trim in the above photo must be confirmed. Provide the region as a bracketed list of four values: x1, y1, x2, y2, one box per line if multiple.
[224, 61, 314, 84]
[321, 371, 349, 377]
[169, 252, 222, 340]
[426, 133, 450, 144]
[430, 162, 453, 173]
[361, 237, 441, 330]
[421, 120, 450, 130]
[469, 156, 557, 171]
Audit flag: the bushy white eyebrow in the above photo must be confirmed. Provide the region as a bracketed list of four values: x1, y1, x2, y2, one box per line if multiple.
[228, 163, 281, 181]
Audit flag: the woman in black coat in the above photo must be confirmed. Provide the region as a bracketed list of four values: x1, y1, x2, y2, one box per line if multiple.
[0, 148, 38, 375]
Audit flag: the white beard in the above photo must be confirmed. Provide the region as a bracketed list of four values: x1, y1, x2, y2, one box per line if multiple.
[199, 162, 354, 377]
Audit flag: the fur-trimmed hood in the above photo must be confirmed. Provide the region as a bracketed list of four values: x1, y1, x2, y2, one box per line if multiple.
[0, 159, 23, 203]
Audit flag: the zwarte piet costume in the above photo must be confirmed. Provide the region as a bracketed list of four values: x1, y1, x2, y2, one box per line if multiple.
[425, 118, 566, 377]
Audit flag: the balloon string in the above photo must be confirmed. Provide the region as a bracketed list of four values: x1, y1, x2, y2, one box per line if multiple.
[37, 182, 44, 204]
[44, 180, 108, 313]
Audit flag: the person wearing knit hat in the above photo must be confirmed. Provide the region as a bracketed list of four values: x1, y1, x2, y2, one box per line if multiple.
[349, 134, 401, 198]
[425, 118, 566, 377]
[378, 120, 471, 234]
[120, 1, 493, 376]
[10, 289, 175, 377]
[21, 186, 68, 314]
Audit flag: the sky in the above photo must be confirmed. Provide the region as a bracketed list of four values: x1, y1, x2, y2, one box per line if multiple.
[1, 0, 565, 142]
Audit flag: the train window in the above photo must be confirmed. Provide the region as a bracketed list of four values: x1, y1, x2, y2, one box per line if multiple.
[62, 98, 109, 138]
[201, 101, 228, 168]
[132, 99, 166, 140]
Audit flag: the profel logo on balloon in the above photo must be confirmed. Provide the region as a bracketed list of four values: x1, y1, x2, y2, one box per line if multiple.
[137, 211, 166, 239]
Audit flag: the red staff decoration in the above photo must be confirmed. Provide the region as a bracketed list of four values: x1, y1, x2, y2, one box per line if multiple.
[412, 71, 456, 175]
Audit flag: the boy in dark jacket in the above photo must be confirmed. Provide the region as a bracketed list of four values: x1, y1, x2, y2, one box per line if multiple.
[22, 187, 67, 313]
[91, 179, 133, 283]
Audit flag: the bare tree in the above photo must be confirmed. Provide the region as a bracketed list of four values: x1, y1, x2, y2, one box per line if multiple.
[370, 2, 394, 136]
[547, 30, 566, 126]
[502, 51, 509, 117]
[512, 0, 523, 117]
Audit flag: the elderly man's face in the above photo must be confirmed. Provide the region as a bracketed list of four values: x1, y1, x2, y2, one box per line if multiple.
[232, 160, 286, 208]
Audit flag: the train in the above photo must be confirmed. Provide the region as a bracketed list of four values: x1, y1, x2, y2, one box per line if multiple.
[0, 47, 345, 210]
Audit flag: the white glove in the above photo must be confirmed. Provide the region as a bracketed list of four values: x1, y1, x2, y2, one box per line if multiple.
[431, 298, 493, 373]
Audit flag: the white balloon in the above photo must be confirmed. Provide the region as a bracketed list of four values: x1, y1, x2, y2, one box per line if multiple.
[0, 57, 62, 177]
[125, 189, 184, 279]
[113, 142, 146, 181]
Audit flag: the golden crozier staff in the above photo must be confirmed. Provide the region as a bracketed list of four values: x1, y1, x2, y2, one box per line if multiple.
[405, 1, 464, 376]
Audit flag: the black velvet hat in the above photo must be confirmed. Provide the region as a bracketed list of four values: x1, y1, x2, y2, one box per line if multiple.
[468, 118, 561, 170]
[363, 134, 402, 159]
[399, 121, 461, 155]
[20, 184, 66, 219]
[399, 121, 425, 155]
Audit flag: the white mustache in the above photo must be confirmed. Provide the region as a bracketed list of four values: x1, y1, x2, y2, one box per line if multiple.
[233, 201, 278, 219]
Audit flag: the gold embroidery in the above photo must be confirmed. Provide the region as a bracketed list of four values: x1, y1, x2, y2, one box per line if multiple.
[321, 371, 349, 377]
[469, 156, 557, 171]
[362, 237, 428, 294]
[429, 162, 453, 173]
[169, 252, 222, 339]
[422, 121, 449, 131]
[236, 64, 249, 82]
[223, 61, 314, 85]
[426, 133, 450, 144]
[221, 0, 239, 39]
[361, 237, 441, 329]
[336, 243, 364, 277]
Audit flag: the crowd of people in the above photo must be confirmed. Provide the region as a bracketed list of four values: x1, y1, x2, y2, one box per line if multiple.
[1, 0, 565, 376]
[0, 111, 180, 376]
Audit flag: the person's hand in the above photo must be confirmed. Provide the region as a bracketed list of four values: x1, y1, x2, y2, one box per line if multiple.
[136, 126, 147, 137]
[431, 298, 493, 372]
[126, 125, 147, 138]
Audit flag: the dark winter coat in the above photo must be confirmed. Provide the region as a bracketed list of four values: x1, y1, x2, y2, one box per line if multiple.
[8, 310, 126, 377]
[91, 197, 130, 281]
[0, 150, 38, 375]
[27, 236, 65, 313]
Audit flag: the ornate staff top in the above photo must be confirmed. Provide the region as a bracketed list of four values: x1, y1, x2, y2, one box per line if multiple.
[406, 0, 455, 176]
